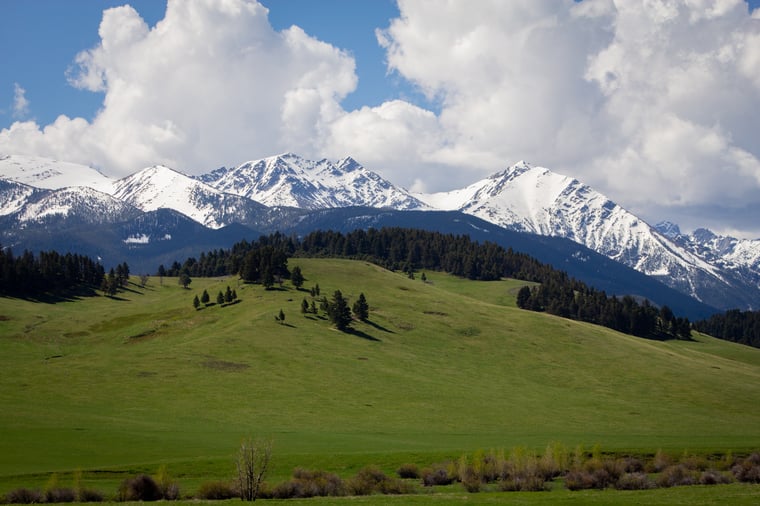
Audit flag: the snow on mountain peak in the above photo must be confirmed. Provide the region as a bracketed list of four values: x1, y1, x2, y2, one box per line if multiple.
[0, 154, 114, 194]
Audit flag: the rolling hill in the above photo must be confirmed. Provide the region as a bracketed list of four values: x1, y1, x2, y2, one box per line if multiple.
[1, 258, 759, 495]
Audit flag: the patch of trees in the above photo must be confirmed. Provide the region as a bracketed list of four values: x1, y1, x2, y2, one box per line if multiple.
[0, 245, 105, 296]
[694, 309, 760, 348]
[517, 285, 692, 340]
[166, 228, 691, 340]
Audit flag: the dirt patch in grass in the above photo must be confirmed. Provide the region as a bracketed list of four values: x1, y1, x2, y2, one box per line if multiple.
[202, 359, 250, 372]
[423, 311, 449, 317]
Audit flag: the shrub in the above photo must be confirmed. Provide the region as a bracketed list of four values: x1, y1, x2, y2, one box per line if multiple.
[622, 457, 645, 473]
[196, 481, 238, 500]
[615, 472, 655, 490]
[498, 472, 548, 492]
[564, 470, 596, 491]
[648, 449, 673, 473]
[421, 465, 453, 487]
[732, 453, 760, 483]
[75, 489, 103, 503]
[396, 463, 420, 479]
[154, 465, 180, 500]
[4, 488, 43, 504]
[44, 488, 76, 503]
[656, 464, 697, 488]
[118, 474, 162, 501]
[289, 468, 345, 497]
[699, 469, 732, 485]
[342, 466, 412, 496]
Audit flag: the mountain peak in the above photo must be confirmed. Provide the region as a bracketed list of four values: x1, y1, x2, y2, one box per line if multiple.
[655, 221, 682, 239]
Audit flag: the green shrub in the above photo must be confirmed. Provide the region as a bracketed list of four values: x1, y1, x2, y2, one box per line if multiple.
[118, 474, 161, 501]
[4, 488, 42, 504]
[396, 463, 420, 479]
[346, 466, 388, 495]
[196, 481, 238, 500]
[564, 470, 596, 491]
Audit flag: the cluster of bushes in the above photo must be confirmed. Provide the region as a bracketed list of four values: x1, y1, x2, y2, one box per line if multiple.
[3, 449, 759, 503]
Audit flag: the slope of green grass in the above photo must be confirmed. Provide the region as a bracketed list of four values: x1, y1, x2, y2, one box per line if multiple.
[1, 258, 760, 494]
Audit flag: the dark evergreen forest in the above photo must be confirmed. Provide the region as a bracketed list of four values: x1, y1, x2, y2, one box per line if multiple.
[694, 309, 760, 348]
[0, 246, 105, 297]
[167, 228, 692, 341]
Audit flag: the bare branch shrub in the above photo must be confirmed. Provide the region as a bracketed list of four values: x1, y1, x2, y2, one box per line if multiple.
[236, 437, 272, 501]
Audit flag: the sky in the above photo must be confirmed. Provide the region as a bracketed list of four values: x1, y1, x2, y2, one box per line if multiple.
[1, 0, 760, 239]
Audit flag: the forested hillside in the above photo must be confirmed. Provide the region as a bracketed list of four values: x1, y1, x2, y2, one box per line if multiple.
[168, 228, 691, 341]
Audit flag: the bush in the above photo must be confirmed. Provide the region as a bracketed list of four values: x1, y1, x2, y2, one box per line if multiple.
[346, 466, 387, 496]
[615, 472, 655, 490]
[732, 453, 760, 483]
[498, 473, 548, 492]
[699, 469, 732, 485]
[118, 474, 162, 501]
[44, 488, 76, 503]
[75, 489, 103, 503]
[3, 488, 43, 504]
[564, 470, 596, 491]
[656, 464, 698, 488]
[196, 481, 238, 500]
[396, 463, 420, 479]
[421, 465, 453, 487]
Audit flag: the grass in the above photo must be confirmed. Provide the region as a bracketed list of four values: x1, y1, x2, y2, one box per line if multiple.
[1, 258, 760, 499]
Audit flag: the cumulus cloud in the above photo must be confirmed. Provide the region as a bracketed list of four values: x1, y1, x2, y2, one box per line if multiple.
[1, 0, 356, 175]
[374, 0, 760, 236]
[12, 83, 30, 119]
[1, 0, 759, 237]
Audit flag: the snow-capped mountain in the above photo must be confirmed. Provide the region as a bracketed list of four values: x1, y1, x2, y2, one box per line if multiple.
[0, 181, 139, 228]
[3, 153, 759, 310]
[416, 161, 757, 309]
[0, 154, 114, 194]
[200, 153, 428, 210]
[111, 165, 267, 229]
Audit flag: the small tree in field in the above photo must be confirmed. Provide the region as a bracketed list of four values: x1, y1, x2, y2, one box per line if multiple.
[201, 289, 210, 305]
[352, 292, 369, 321]
[193, 294, 200, 310]
[291, 266, 304, 289]
[179, 272, 192, 289]
[328, 290, 352, 331]
[217, 291, 224, 305]
[236, 438, 272, 501]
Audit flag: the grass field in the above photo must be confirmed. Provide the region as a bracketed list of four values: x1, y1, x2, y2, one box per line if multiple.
[1, 258, 760, 500]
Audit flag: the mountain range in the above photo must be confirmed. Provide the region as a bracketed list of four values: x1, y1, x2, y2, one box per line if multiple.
[1, 152, 758, 315]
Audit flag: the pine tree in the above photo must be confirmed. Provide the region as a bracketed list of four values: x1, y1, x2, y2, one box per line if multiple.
[216, 291, 224, 305]
[278, 309, 285, 324]
[301, 298, 309, 314]
[291, 266, 304, 289]
[193, 294, 200, 310]
[201, 289, 210, 305]
[352, 292, 369, 321]
[328, 290, 352, 331]
[225, 285, 233, 303]
[178, 272, 192, 289]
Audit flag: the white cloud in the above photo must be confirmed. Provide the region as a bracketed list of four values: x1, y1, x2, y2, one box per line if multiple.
[1, 0, 356, 175]
[1, 0, 760, 237]
[12, 83, 30, 119]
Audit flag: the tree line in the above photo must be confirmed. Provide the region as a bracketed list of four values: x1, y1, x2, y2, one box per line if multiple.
[162, 228, 694, 341]
[694, 309, 760, 348]
[0, 245, 105, 296]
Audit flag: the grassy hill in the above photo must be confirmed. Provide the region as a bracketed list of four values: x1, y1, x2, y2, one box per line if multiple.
[1, 258, 760, 495]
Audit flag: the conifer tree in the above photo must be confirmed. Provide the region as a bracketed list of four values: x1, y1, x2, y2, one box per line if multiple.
[352, 292, 369, 321]
[216, 291, 224, 305]
[201, 289, 210, 305]
[301, 298, 309, 314]
[193, 294, 200, 310]
[291, 266, 304, 289]
[225, 285, 233, 303]
[328, 290, 352, 331]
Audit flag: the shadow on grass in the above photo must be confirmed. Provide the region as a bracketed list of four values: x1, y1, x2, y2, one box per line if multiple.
[346, 328, 381, 342]
[364, 319, 395, 334]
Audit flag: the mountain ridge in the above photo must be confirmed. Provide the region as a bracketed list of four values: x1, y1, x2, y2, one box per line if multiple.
[1, 152, 758, 311]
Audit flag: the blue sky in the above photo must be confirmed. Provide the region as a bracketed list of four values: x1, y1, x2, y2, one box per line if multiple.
[1, 0, 760, 237]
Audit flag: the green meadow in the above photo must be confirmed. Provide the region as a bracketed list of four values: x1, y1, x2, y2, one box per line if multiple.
[1, 258, 760, 500]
